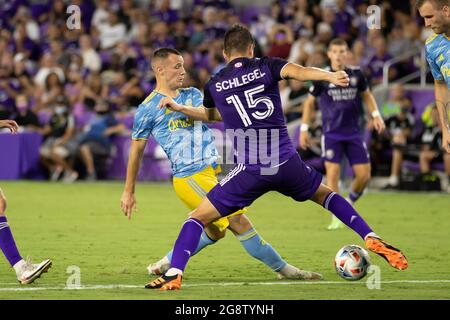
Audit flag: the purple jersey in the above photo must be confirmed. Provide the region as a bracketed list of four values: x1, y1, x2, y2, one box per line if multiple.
[310, 66, 368, 138]
[203, 56, 296, 169]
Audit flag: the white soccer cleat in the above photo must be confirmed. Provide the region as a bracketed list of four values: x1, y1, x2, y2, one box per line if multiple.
[277, 264, 323, 280]
[147, 256, 170, 276]
[17, 259, 52, 284]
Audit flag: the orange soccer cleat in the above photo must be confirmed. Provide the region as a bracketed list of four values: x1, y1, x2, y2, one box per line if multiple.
[145, 274, 182, 291]
[365, 236, 408, 270]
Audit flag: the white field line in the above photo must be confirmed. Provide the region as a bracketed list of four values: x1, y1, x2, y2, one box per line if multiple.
[0, 280, 450, 291]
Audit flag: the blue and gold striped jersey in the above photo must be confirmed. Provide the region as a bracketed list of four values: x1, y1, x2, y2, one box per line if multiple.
[425, 33, 450, 88]
[132, 87, 219, 178]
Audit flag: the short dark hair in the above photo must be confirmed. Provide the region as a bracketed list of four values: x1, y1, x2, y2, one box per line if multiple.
[223, 24, 254, 56]
[416, 0, 449, 9]
[152, 47, 182, 60]
[328, 38, 348, 50]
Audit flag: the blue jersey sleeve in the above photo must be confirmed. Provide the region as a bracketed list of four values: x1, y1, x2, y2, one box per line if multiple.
[131, 104, 154, 140]
[203, 83, 215, 109]
[426, 50, 444, 81]
[190, 87, 204, 108]
[264, 56, 289, 82]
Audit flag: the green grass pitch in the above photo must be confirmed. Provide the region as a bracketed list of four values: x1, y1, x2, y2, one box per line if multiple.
[0, 181, 449, 300]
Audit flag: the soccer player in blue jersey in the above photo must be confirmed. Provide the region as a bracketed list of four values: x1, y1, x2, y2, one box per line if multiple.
[417, 0, 450, 154]
[146, 25, 409, 291]
[0, 119, 52, 284]
[120, 48, 321, 282]
[300, 39, 385, 230]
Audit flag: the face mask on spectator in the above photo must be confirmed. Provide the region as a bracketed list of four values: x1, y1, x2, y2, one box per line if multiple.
[55, 106, 67, 114]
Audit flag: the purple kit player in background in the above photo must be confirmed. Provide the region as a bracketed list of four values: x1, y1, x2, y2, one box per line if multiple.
[300, 38, 385, 230]
[0, 119, 52, 284]
[146, 24, 408, 291]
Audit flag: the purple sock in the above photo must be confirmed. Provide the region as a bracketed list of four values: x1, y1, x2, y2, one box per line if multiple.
[0, 216, 22, 267]
[170, 218, 204, 272]
[349, 190, 363, 203]
[324, 192, 373, 239]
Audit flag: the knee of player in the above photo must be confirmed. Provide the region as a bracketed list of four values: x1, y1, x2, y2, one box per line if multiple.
[0, 194, 7, 215]
[227, 214, 253, 234]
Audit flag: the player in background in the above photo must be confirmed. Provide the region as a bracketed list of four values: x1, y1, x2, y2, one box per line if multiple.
[0, 119, 52, 284]
[417, 0, 450, 153]
[145, 25, 408, 290]
[300, 39, 385, 230]
[120, 48, 322, 282]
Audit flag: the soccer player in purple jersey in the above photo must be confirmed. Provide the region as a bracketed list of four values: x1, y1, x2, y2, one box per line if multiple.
[146, 25, 408, 290]
[0, 120, 52, 284]
[300, 39, 385, 230]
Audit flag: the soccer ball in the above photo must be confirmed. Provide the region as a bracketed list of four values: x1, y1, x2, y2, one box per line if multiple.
[334, 245, 371, 281]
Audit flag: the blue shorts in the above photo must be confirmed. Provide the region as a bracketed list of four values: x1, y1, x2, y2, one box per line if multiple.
[322, 135, 370, 166]
[206, 154, 323, 216]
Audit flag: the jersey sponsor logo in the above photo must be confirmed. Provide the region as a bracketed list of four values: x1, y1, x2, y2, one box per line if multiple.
[168, 118, 194, 132]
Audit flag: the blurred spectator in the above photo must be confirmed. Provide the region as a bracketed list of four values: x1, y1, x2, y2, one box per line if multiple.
[367, 36, 396, 85]
[382, 98, 415, 189]
[34, 72, 64, 112]
[267, 24, 294, 59]
[419, 106, 450, 192]
[13, 53, 34, 96]
[80, 73, 108, 111]
[13, 94, 40, 130]
[0, 64, 19, 119]
[380, 83, 408, 119]
[79, 34, 101, 73]
[34, 52, 65, 87]
[95, 9, 127, 50]
[39, 95, 78, 183]
[77, 100, 127, 180]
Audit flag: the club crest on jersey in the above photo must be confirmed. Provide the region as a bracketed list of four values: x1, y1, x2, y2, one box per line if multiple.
[350, 77, 357, 86]
[235, 62, 242, 68]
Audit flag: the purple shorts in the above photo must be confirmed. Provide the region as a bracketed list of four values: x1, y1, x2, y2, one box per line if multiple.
[207, 154, 323, 216]
[322, 135, 370, 166]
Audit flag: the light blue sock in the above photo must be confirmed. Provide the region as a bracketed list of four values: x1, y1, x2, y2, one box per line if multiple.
[166, 230, 216, 262]
[237, 228, 286, 272]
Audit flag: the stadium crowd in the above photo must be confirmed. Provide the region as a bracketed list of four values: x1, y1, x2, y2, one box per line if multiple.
[0, 0, 448, 188]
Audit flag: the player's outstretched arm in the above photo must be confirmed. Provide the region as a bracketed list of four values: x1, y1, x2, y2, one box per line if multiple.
[121, 139, 147, 220]
[299, 95, 315, 150]
[362, 90, 385, 134]
[0, 120, 19, 134]
[281, 63, 350, 87]
[434, 80, 450, 153]
[159, 97, 222, 122]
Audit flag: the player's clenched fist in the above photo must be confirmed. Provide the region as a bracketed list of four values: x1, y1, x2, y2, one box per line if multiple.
[330, 71, 350, 87]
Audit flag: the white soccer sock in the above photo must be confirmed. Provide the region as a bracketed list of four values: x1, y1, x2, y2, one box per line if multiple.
[364, 232, 380, 240]
[389, 176, 399, 186]
[13, 259, 26, 276]
[165, 267, 183, 276]
[278, 263, 299, 277]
